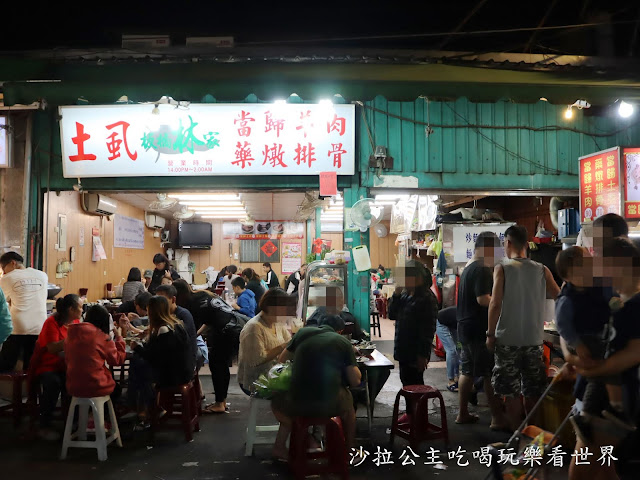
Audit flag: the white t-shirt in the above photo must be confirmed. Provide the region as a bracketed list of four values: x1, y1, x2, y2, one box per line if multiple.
[224, 274, 239, 292]
[0, 267, 48, 335]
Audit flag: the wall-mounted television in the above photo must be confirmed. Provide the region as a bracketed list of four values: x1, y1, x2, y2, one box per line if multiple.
[178, 221, 212, 249]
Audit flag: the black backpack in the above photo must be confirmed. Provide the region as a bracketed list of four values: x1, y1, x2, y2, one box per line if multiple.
[203, 296, 249, 352]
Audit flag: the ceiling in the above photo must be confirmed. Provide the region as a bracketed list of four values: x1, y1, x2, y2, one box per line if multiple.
[105, 191, 309, 221]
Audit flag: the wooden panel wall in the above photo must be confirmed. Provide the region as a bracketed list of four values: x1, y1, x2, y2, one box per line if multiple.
[184, 220, 308, 286]
[43, 191, 162, 302]
[368, 221, 397, 269]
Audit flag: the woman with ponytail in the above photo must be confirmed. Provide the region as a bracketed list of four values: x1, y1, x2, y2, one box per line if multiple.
[33, 294, 83, 440]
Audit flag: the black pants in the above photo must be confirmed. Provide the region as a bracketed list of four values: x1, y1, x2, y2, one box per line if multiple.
[209, 342, 233, 403]
[39, 371, 66, 428]
[0, 335, 38, 372]
[399, 363, 424, 387]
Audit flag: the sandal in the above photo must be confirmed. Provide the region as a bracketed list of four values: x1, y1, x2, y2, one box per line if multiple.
[202, 403, 228, 414]
[455, 414, 480, 425]
[446, 382, 459, 393]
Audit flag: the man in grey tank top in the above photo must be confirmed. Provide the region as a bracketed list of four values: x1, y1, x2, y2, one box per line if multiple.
[486, 225, 560, 430]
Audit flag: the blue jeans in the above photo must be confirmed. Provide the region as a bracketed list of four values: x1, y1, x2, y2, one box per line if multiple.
[436, 321, 460, 381]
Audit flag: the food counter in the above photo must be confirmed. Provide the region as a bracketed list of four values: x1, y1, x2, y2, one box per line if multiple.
[301, 261, 348, 322]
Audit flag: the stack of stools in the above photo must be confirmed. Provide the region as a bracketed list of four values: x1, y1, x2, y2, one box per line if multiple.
[60, 396, 122, 461]
[289, 416, 349, 480]
[390, 385, 449, 449]
[152, 381, 200, 442]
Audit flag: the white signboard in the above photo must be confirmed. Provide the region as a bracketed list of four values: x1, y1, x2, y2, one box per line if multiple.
[452, 225, 511, 262]
[59, 104, 355, 178]
[0, 116, 9, 168]
[281, 242, 302, 275]
[114, 214, 145, 249]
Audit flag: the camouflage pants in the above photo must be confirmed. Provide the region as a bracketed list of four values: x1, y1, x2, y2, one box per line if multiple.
[492, 344, 547, 398]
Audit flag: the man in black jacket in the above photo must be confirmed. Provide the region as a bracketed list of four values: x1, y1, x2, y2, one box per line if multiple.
[389, 260, 438, 386]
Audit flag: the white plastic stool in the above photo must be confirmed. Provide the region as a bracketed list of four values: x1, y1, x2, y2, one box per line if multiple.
[245, 396, 280, 456]
[60, 396, 122, 461]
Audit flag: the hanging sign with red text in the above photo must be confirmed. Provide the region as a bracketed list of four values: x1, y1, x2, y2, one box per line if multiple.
[579, 147, 622, 223]
[59, 104, 355, 178]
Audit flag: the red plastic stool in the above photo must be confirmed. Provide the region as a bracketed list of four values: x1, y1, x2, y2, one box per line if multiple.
[390, 385, 449, 449]
[289, 416, 349, 480]
[152, 381, 200, 442]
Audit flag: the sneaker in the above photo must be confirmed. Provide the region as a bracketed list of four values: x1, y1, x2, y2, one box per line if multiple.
[133, 421, 151, 432]
[570, 415, 593, 445]
[601, 407, 637, 432]
[38, 428, 60, 441]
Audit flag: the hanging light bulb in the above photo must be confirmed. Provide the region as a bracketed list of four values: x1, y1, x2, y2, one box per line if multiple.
[564, 106, 573, 120]
[619, 101, 634, 118]
[151, 104, 160, 115]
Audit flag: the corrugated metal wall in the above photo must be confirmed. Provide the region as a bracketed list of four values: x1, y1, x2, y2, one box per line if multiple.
[359, 97, 640, 191]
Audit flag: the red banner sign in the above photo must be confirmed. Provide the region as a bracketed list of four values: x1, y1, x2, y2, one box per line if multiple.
[622, 147, 640, 219]
[579, 148, 621, 223]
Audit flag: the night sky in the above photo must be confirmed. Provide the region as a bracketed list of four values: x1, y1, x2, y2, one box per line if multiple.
[2, 0, 639, 55]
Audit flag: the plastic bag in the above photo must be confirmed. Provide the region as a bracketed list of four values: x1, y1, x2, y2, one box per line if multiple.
[252, 362, 293, 399]
[114, 278, 125, 298]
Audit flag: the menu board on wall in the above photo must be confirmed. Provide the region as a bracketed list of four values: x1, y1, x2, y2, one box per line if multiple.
[114, 214, 145, 249]
[452, 225, 511, 262]
[622, 147, 640, 219]
[579, 147, 622, 223]
[223, 221, 304, 240]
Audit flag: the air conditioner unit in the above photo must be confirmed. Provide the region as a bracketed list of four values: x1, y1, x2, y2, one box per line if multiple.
[81, 193, 117, 216]
[145, 213, 166, 230]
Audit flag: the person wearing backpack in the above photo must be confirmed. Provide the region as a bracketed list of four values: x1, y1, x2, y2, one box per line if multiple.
[173, 279, 247, 414]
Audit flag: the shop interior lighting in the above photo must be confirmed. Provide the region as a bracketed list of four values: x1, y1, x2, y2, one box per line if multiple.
[178, 201, 244, 207]
[273, 99, 287, 105]
[191, 207, 246, 212]
[564, 106, 573, 120]
[200, 215, 245, 219]
[619, 101, 634, 118]
[169, 194, 241, 201]
[319, 99, 333, 106]
[151, 104, 160, 115]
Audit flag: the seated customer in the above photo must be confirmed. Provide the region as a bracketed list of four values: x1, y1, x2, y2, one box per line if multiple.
[130, 296, 192, 429]
[231, 277, 257, 318]
[305, 286, 345, 326]
[31, 294, 83, 440]
[271, 314, 361, 460]
[122, 268, 146, 303]
[65, 305, 126, 399]
[237, 288, 293, 395]
[156, 284, 198, 372]
[128, 291, 152, 327]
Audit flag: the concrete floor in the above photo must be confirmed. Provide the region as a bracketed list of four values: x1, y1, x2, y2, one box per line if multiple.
[1, 338, 637, 480]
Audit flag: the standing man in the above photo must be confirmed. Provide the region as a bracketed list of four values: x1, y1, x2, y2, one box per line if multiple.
[263, 262, 280, 289]
[0, 251, 48, 371]
[456, 232, 507, 428]
[486, 226, 560, 430]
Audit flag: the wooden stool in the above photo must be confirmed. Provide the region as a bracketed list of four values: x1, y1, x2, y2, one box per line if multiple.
[390, 385, 449, 449]
[289, 416, 349, 480]
[245, 396, 280, 456]
[370, 312, 381, 338]
[153, 381, 200, 442]
[0, 371, 28, 427]
[60, 396, 122, 461]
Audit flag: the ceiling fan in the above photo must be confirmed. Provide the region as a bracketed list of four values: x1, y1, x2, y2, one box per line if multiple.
[173, 206, 195, 220]
[148, 193, 178, 211]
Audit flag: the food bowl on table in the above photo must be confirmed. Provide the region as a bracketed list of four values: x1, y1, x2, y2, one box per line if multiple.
[358, 346, 376, 356]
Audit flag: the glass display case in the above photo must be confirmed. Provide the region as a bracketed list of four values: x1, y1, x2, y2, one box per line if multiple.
[301, 260, 348, 322]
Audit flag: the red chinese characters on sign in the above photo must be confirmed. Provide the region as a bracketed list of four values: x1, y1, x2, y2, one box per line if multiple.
[264, 111, 285, 138]
[232, 141, 255, 169]
[261, 240, 278, 257]
[105, 121, 138, 161]
[328, 143, 347, 168]
[69, 122, 97, 162]
[622, 147, 640, 219]
[294, 143, 316, 168]
[327, 113, 346, 136]
[234, 110, 255, 137]
[580, 149, 620, 223]
[262, 144, 287, 168]
[296, 110, 313, 138]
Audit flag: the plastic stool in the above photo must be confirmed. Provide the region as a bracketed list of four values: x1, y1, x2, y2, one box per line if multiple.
[390, 385, 449, 449]
[289, 416, 349, 480]
[60, 396, 122, 461]
[153, 381, 200, 442]
[370, 312, 381, 338]
[245, 396, 280, 456]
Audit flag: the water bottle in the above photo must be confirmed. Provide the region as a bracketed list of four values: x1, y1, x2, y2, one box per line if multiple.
[224, 289, 229, 303]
